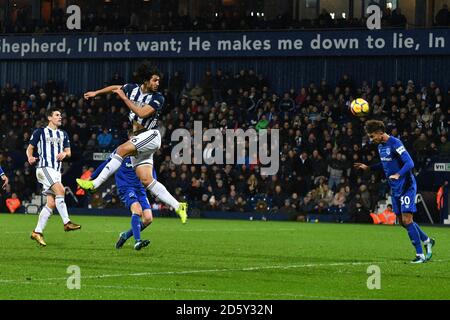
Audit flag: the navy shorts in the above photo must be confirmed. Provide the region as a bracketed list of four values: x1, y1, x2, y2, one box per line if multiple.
[118, 187, 151, 211]
[391, 187, 417, 215]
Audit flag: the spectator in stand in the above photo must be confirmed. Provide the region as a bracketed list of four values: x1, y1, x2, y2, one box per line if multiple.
[390, 8, 407, 28]
[234, 196, 247, 212]
[97, 128, 113, 150]
[349, 195, 370, 223]
[318, 9, 333, 28]
[435, 4, 450, 26]
[109, 72, 125, 86]
[439, 135, 450, 155]
[329, 187, 347, 223]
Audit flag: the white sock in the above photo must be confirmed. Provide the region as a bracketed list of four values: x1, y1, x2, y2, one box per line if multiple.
[146, 180, 180, 210]
[423, 238, 430, 245]
[35, 206, 52, 233]
[93, 154, 123, 189]
[55, 195, 71, 224]
[418, 253, 426, 259]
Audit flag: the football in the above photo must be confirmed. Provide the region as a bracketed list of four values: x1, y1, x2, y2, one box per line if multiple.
[350, 98, 370, 117]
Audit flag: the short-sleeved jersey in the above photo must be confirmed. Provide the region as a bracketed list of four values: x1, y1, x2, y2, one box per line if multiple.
[377, 136, 416, 197]
[29, 127, 70, 172]
[121, 83, 164, 130]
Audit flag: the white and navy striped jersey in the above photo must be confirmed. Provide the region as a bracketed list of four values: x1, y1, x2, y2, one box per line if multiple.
[121, 83, 164, 130]
[29, 127, 70, 172]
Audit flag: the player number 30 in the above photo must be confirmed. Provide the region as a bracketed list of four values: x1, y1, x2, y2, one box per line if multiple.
[400, 196, 411, 205]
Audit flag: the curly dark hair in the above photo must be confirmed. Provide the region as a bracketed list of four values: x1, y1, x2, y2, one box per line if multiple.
[364, 120, 385, 134]
[136, 61, 160, 83]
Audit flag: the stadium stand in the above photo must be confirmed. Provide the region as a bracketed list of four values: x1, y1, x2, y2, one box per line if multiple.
[1, 72, 448, 221]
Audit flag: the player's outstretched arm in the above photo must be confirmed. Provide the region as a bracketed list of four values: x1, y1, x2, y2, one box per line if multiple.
[112, 87, 156, 118]
[353, 163, 369, 170]
[84, 85, 122, 100]
[355, 161, 382, 171]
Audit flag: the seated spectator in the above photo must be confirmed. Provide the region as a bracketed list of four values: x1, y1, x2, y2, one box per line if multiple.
[279, 199, 297, 218]
[85, 133, 98, 152]
[234, 196, 247, 212]
[349, 195, 371, 223]
[390, 8, 407, 28]
[271, 185, 286, 209]
[439, 135, 450, 155]
[329, 187, 347, 223]
[435, 4, 450, 26]
[109, 72, 125, 85]
[105, 195, 121, 208]
[198, 194, 210, 211]
[90, 193, 104, 209]
[97, 128, 113, 150]
[218, 195, 232, 211]
[314, 200, 328, 215]
[6, 193, 21, 213]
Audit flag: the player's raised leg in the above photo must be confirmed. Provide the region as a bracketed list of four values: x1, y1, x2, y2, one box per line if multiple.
[135, 163, 187, 224]
[77, 141, 136, 192]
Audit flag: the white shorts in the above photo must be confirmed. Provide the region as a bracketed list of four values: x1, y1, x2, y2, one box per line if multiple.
[130, 129, 161, 168]
[36, 167, 61, 196]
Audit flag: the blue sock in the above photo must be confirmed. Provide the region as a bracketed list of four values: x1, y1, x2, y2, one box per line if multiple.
[406, 223, 423, 255]
[124, 229, 134, 240]
[124, 222, 149, 240]
[131, 214, 141, 242]
[413, 222, 429, 242]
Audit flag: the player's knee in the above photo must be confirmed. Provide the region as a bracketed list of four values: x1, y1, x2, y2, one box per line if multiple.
[143, 215, 153, 225]
[117, 143, 135, 158]
[132, 210, 142, 217]
[46, 198, 56, 210]
[142, 176, 155, 187]
[401, 215, 413, 225]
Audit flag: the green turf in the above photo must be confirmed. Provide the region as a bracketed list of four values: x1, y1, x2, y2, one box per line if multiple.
[0, 213, 449, 300]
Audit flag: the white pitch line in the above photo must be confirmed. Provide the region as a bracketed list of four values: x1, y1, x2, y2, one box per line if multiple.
[1, 258, 448, 285]
[0, 260, 404, 284]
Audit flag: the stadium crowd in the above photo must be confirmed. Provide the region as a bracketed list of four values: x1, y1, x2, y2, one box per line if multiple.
[0, 4, 418, 35]
[0, 68, 449, 221]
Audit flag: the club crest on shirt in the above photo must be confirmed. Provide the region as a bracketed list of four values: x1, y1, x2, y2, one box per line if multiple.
[386, 148, 391, 155]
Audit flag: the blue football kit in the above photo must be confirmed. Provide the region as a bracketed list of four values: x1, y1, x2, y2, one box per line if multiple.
[371, 136, 416, 215]
[91, 152, 155, 211]
[370, 135, 434, 262]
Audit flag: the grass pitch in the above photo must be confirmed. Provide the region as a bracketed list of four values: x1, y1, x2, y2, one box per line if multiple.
[0, 213, 449, 300]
